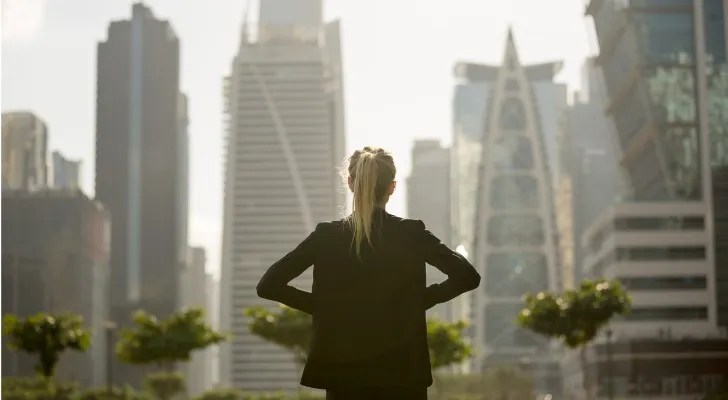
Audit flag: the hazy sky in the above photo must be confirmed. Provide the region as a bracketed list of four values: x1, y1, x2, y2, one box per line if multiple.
[2, 0, 595, 278]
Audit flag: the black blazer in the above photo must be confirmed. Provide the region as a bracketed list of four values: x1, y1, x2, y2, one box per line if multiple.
[256, 209, 481, 388]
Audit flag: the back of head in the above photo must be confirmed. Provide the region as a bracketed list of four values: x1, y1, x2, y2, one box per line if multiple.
[346, 146, 396, 260]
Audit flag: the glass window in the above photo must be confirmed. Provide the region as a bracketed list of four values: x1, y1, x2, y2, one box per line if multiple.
[634, 11, 695, 64]
[623, 306, 707, 321]
[490, 176, 540, 209]
[615, 246, 706, 261]
[704, 0, 726, 64]
[618, 276, 707, 290]
[613, 83, 648, 148]
[499, 98, 526, 130]
[646, 66, 697, 124]
[492, 136, 534, 170]
[488, 215, 544, 246]
[485, 253, 548, 296]
[661, 125, 702, 199]
[614, 216, 704, 230]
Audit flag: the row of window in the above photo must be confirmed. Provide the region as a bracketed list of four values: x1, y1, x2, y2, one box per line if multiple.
[622, 306, 707, 321]
[618, 276, 706, 290]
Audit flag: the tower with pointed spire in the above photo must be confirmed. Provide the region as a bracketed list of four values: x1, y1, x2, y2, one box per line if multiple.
[461, 30, 565, 394]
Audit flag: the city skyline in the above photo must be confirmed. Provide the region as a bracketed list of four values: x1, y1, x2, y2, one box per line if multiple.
[2, 0, 593, 278]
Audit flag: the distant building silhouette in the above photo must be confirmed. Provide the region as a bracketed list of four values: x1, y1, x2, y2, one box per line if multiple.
[219, 0, 346, 391]
[96, 2, 188, 387]
[407, 139, 452, 320]
[2, 111, 48, 190]
[180, 247, 215, 396]
[563, 58, 623, 287]
[51, 151, 82, 190]
[2, 189, 110, 388]
[96, 2, 188, 318]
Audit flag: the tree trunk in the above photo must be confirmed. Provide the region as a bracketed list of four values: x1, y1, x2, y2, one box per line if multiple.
[39, 351, 57, 379]
[580, 346, 593, 400]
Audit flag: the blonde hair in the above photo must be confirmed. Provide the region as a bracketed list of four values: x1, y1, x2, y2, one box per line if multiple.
[347, 147, 396, 260]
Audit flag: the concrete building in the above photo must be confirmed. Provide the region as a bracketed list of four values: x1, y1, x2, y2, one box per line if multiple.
[180, 247, 215, 396]
[96, 2, 188, 318]
[51, 151, 82, 190]
[2, 111, 48, 190]
[1, 189, 110, 388]
[570, 202, 727, 398]
[470, 31, 563, 395]
[714, 166, 728, 331]
[583, 202, 718, 339]
[219, 0, 346, 391]
[407, 139, 452, 321]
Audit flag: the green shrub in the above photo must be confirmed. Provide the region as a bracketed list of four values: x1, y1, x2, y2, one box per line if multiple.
[1, 377, 77, 400]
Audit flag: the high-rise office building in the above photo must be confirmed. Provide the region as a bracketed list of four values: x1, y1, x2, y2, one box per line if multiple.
[96, 2, 188, 319]
[470, 32, 562, 395]
[220, 0, 346, 391]
[2, 190, 110, 388]
[2, 111, 48, 190]
[586, 0, 727, 331]
[407, 139, 452, 320]
[560, 2, 728, 397]
[51, 151, 82, 190]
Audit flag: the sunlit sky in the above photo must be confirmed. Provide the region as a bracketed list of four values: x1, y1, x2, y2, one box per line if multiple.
[2, 0, 596, 278]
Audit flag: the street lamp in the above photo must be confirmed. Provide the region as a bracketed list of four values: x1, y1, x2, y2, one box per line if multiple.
[104, 321, 118, 393]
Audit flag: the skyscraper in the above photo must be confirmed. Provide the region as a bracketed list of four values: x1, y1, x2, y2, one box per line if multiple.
[586, 0, 727, 334]
[96, 3, 188, 319]
[220, 0, 346, 391]
[471, 32, 562, 394]
[407, 139, 451, 320]
[2, 111, 48, 191]
[51, 151, 82, 190]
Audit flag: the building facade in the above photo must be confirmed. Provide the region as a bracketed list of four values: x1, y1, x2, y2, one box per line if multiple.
[96, 2, 188, 318]
[219, 0, 346, 391]
[51, 151, 82, 190]
[2, 190, 110, 388]
[180, 247, 215, 396]
[407, 139, 452, 320]
[560, 2, 728, 397]
[583, 202, 718, 339]
[2, 111, 48, 191]
[470, 32, 563, 394]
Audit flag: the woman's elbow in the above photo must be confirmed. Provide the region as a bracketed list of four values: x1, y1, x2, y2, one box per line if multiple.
[465, 271, 481, 291]
[256, 281, 274, 299]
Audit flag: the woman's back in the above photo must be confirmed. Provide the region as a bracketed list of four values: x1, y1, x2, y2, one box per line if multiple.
[256, 147, 480, 397]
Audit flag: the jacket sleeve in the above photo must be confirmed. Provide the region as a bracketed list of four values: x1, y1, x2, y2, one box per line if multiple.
[413, 220, 481, 310]
[256, 224, 322, 314]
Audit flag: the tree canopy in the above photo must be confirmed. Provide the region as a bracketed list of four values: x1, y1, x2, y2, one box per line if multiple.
[116, 308, 226, 369]
[3, 313, 91, 378]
